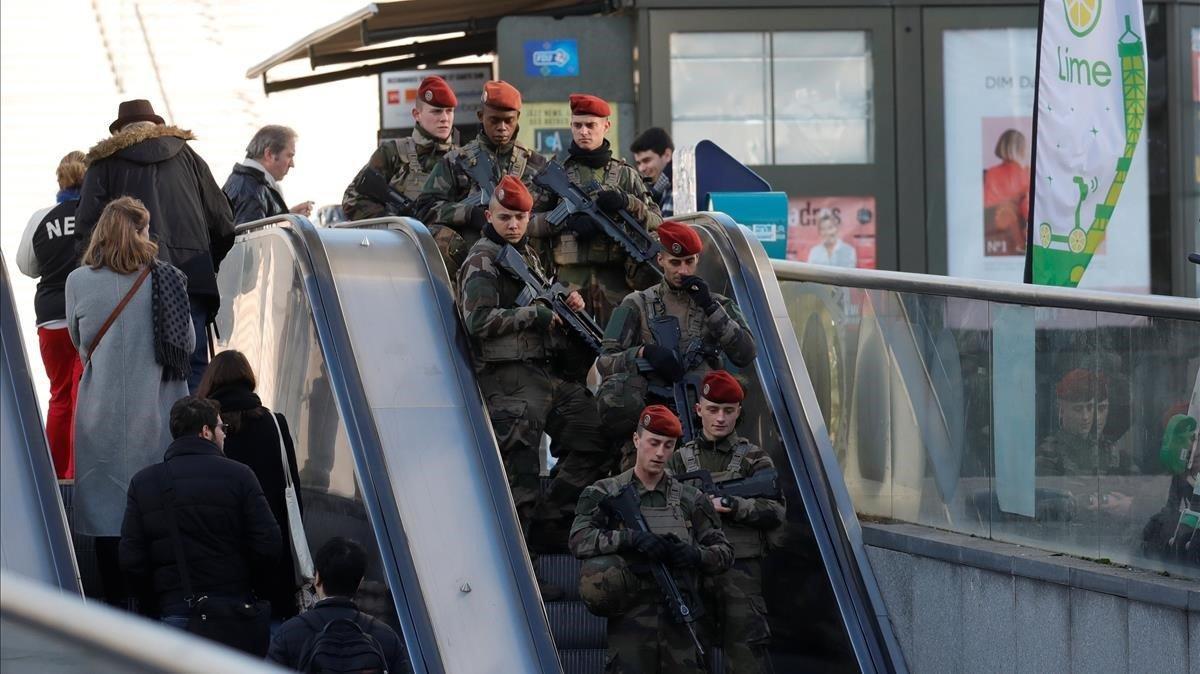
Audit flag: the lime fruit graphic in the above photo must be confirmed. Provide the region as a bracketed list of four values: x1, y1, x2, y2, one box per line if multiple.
[1040, 223, 1053, 248]
[1068, 228, 1087, 253]
[1063, 0, 1102, 37]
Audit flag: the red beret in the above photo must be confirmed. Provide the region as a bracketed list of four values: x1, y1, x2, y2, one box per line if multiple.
[482, 80, 522, 111]
[701, 370, 744, 404]
[417, 76, 457, 108]
[569, 93, 611, 117]
[1056, 369, 1108, 402]
[638, 404, 683, 438]
[493, 175, 533, 212]
[658, 221, 703, 257]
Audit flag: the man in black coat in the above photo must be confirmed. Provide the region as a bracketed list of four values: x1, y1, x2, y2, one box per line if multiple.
[76, 99, 236, 390]
[268, 537, 408, 673]
[119, 396, 281, 625]
[222, 124, 313, 226]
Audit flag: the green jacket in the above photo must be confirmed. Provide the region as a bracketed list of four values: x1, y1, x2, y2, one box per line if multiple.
[341, 126, 456, 220]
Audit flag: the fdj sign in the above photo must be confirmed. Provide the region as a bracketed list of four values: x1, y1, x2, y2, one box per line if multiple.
[524, 40, 579, 77]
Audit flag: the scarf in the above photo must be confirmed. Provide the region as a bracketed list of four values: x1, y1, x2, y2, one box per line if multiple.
[414, 124, 455, 155]
[150, 260, 192, 381]
[567, 139, 612, 169]
[56, 187, 81, 203]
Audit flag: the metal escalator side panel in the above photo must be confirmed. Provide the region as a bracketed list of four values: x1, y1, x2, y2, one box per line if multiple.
[0, 257, 81, 593]
[677, 213, 905, 673]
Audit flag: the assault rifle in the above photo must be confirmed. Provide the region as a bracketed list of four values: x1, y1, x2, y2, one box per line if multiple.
[635, 317, 720, 443]
[600, 484, 707, 668]
[353, 167, 416, 217]
[674, 469, 781, 509]
[457, 151, 498, 206]
[493, 244, 605, 354]
[533, 160, 663, 273]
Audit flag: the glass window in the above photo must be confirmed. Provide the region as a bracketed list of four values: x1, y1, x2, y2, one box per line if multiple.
[669, 30, 874, 166]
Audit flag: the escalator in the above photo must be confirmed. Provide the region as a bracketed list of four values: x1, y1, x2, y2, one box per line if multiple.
[215, 212, 904, 672]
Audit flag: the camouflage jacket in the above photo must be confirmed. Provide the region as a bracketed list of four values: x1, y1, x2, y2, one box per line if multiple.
[596, 280, 757, 377]
[342, 126, 457, 220]
[667, 433, 785, 531]
[1036, 429, 1132, 477]
[415, 133, 551, 232]
[457, 234, 555, 364]
[569, 468, 733, 576]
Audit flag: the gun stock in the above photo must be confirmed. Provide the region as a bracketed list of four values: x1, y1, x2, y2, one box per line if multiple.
[354, 167, 416, 217]
[674, 469, 781, 508]
[493, 244, 605, 354]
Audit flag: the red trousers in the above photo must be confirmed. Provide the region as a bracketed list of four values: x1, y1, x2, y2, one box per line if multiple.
[38, 326, 81, 479]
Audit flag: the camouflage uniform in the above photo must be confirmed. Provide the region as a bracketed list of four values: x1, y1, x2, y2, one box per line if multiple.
[570, 469, 734, 673]
[457, 233, 610, 531]
[668, 435, 784, 674]
[417, 133, 551, 273]
[597, 281, 758, 465]
[528, 144, 663, 327]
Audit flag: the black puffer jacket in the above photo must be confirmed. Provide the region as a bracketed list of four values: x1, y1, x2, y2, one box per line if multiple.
[119, 435, 282, 611]
[222, 163, 287, 225]
[77, 125, 235, 316]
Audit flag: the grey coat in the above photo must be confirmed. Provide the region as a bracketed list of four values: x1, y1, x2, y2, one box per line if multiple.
[66, 265, 193, 537]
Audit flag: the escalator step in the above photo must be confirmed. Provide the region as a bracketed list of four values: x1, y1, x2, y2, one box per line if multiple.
[557, 648, 606, 674]
[545, 601, 606, 650]
[536, 554, 582, 601]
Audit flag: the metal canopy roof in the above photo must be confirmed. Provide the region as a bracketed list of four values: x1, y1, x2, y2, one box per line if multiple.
[248, 0, 614, 93]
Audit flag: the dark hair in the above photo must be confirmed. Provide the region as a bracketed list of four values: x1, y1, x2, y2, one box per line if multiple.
[315, 537, 367, 598]
[630, 127, 674, 156]
[196, 350, 264, 434]
[169, 396, 220, 439]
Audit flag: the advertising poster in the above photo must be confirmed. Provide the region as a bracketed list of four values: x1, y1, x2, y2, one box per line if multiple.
[515, 102, 619, 158]
[944, 26, 1149, 292]
[523, 39, 580, 77]
[786, 196, 877, 269]
[379, 66, 491, 130]
[1029, 0, 1150, 291]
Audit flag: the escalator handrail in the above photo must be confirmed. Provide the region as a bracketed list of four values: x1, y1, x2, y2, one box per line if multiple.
[330, 217, 563, 673]
[773, 259, 1200, 321]
[231, 214, 444, 674]
[0, 257, 81, 594]
[686, 214, 906, 673]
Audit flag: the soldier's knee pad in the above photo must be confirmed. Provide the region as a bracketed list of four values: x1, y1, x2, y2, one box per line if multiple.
[578, 554, 640, 618]
[596, 373, 648, 441]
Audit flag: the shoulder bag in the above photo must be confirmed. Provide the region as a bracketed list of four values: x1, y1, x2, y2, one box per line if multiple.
[84, 264, 152, 365]
[269, 412, 317, 611]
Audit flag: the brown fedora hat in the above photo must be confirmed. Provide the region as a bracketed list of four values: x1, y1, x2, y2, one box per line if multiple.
[109, 99, 165, 133]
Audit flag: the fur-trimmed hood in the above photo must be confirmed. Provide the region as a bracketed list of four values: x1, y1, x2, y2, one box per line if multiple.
[86, 124, 196, 166]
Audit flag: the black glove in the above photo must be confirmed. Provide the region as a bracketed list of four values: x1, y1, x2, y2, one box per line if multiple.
[642, 344, 684, 383]
[663, 534, 702, 568]
[595, 190, 626, 213]
[680, 275, 716, 312]
[532, 303, 555, 330]
[564, 211, 598, 238]
[467, 206, 489, 232]
[629, 531, 670, 561]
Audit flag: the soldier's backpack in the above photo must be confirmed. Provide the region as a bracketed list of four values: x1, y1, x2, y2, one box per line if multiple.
[296, 613, 388, 674]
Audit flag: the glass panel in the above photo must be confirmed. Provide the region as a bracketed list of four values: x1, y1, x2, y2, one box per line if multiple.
[772, 31, 873, 164]
[672, 120, 769, 166]
[0, 616, 158, 673]
[670, 32, 769, 165]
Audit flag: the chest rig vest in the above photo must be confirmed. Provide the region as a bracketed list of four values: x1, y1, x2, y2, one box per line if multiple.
[474, 241, 552, 363]
[460, 142, 532, 203]
[627, 478, 693, 543]
[387, 137, 434, 200]
[552, 160, 629, 267]
[677, 439, 765, 558]
[633, 285, 721, 375]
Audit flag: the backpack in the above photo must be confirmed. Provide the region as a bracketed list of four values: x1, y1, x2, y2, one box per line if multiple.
[296, 612, 389, 674]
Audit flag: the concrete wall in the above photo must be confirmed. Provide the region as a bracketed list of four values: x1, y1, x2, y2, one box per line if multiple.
[863, 523, 1199, 673]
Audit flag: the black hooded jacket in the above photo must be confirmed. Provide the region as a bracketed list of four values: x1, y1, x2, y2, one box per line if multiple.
[222, 163, 287, 225]
[77, 125, 235, 316]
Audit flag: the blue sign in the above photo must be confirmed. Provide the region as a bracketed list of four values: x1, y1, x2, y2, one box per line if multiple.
[524, 39, 579, 77]
[708, 192, 790, 260]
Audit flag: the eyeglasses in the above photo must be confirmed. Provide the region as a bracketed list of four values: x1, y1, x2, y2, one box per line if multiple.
[213, 423, 227, 432]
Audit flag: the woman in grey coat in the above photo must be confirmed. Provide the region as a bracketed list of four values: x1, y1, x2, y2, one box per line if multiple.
[67, 196, 194, 600]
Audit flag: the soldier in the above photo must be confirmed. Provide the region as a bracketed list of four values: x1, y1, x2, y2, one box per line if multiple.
[418, 80, 551, 273]
[571, 404, 733, 673]
[457, 175, 611, 588]
[530, 94, 662, 327]
[597, 221, 757, 465]
[668, 370, 783, 674]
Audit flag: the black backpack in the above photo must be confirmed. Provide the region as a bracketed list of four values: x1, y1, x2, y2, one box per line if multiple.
[296, 612, 389, 674]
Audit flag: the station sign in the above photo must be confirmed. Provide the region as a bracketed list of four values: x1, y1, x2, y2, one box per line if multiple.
[523, 39, 579, 77]
[379, 66, 492, 130]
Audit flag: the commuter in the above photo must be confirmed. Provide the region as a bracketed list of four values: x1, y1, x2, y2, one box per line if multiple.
[457, 176, 610, 591]
[597, 221, 758, 468]
[570, 404, 733, 673]
[197, 350, 305, 623]
[67, 196, 194, 605]
[532, 94, 662, 327]
[667, 370, 784, 673]
[119, 396, 280, 656]
[76, 99, 235, 391]
[268, 537, 407, 674]
[223, 125, 313, 225]
[630, 127, 675, 217]
[16, 151, 88, 479]
[417, 80, 552, 273]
